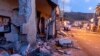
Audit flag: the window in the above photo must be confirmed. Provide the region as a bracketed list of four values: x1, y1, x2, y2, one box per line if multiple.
[0, 15, 11, 33]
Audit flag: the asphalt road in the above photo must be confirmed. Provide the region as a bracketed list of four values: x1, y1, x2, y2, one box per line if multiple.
[71, 28, 100, 56]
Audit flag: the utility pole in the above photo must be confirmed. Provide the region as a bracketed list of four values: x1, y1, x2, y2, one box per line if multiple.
[62, 0, 65, 21]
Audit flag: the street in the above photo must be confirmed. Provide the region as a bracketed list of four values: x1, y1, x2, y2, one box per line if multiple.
[72, 28, 100, 56]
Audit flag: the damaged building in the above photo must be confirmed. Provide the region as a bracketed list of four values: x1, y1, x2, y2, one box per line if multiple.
[0, 0, 60, 56]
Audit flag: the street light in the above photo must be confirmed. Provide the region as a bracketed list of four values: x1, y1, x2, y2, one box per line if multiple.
[62, 0, 65, 21]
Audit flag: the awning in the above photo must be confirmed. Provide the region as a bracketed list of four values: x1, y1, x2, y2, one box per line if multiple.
[36, 0, 59, 18]
[36, 0, 52, 18]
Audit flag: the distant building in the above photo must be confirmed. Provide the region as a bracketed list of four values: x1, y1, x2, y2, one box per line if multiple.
[73, 20, 89, 28]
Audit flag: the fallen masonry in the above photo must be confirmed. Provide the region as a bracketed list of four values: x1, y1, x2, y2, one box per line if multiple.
[26, 37, 74, 56]
[0, 29, 87, 56]
[56, 38, 73, 48]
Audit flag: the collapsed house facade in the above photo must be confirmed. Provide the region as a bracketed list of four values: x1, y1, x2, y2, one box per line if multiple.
[0, 0, 60, 55]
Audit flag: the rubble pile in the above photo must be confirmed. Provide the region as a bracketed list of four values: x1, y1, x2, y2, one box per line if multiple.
[27, 37, 74, 56]
[0, 28, 78, 56]
[0, 48, 10, 56]
[25, 28, 75, 56]
[11, 54, 22, 56]
[56, 38, 73, 48]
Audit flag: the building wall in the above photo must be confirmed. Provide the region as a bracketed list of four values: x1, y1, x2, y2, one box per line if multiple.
[98, 19, 100, 26]
[0, 0, 37, 51]
[0, 0, 18, 17]
[98, 19, 100, 32]
[0, 0, 12, 17]
[48, 10, 56, 37]
[0, 0, 19, 42]
[25, 0, 37, 45]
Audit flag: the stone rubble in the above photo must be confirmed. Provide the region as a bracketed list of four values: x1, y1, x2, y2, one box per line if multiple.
[0, 29, 88, 56]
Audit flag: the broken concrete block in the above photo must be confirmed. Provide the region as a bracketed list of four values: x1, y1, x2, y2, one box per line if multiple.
[52, 52, 60, 56]
[67, 50, 72, 55]
[40, 47, 51, 56]
[57, 38, 73, 48]
[0, 49, 10, 56]
[57, 50, 64, 53]
[11, 54, 22, 56]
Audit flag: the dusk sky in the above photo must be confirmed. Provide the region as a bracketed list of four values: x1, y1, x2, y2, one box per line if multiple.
[58, 0, 100, 13]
